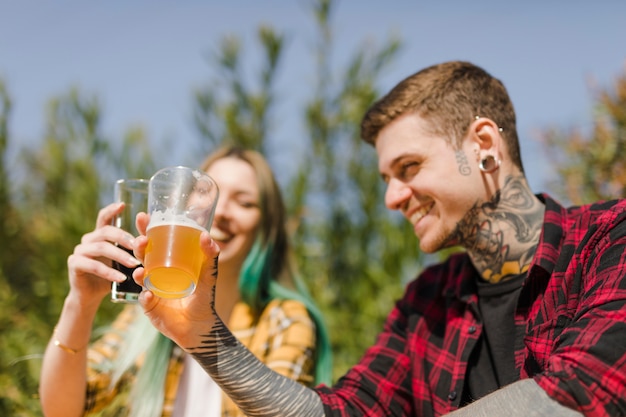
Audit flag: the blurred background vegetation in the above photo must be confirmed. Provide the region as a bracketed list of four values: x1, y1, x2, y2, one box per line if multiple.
[1, 0, 625, 415]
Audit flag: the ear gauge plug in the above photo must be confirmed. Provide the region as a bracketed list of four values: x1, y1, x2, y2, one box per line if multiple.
[478, 155, 501, 173]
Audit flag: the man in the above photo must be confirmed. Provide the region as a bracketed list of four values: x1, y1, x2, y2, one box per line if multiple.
[135, 61, 626, 416]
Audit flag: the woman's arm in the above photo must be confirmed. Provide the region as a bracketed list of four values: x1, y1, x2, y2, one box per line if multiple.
[40, 294, 99, 417]
[39, 203, 141, 417]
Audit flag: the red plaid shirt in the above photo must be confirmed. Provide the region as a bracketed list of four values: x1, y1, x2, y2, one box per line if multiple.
[317, 194, 626, 417]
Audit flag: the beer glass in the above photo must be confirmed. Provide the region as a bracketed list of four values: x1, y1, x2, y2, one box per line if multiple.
[143, 166, 219, 298]
[111, 178, 149, 303]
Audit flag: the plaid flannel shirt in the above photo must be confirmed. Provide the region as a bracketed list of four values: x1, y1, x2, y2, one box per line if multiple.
[318, 194, 626, 417]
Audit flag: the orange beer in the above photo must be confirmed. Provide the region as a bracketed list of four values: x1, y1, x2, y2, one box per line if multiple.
[143, 221, 205, 298]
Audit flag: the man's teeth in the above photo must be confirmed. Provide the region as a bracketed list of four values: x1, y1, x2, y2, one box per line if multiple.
[409, 205, 432, 224]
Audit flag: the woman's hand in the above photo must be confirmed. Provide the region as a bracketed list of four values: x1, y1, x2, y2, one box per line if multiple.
[133, 212, 221, 349]
[41, 203, 143, 417]
[66, 202, 141, 309]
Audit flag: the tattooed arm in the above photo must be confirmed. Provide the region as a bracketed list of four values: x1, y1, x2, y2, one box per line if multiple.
[134, 227, 326, 417]
[190, 316, 324, 417]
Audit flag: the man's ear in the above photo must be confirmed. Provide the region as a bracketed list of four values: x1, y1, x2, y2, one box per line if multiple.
[469, 117, 501, 150]
[468, 117, 503, 173]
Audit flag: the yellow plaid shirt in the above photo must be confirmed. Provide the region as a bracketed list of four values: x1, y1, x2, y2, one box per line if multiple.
[84, 299, 317, 417]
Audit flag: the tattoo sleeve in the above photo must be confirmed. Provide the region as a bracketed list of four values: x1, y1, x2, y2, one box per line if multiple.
[188, 317, 326, 417]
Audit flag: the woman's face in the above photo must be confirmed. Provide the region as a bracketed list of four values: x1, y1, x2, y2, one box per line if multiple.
[205, 157, 262, 270]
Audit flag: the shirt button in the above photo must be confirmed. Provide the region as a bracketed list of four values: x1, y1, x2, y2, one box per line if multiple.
[468, 325, 477, 334]
[448, 391, 457, 401]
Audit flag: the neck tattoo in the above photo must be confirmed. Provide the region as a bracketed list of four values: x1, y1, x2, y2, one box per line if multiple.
[448, 176, 544, 283]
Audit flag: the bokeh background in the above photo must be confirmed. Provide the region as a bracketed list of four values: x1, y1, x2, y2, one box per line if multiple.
[1, 1, 625, 415]
[3, 0, 626, 189]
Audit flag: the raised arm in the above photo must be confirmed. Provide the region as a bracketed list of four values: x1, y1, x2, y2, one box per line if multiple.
[39, 203, 141, 417]
[134, 224, 325, 417]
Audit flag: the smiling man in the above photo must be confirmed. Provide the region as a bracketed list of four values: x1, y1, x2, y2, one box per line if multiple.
[136, 61, 626, 417]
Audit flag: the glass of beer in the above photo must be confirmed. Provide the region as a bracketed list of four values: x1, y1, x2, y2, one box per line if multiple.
[143, 166, 219, 299]
[111, 178, 149, 303]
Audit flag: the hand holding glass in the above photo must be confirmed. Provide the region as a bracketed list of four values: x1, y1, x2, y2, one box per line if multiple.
[143, 166, 219, 299]
[111, 179, 149, 303]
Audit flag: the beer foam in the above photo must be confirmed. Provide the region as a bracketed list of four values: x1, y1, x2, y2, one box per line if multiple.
[148, 209, 206, 231]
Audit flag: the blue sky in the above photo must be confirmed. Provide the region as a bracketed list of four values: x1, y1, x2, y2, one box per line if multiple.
[2, 1, 625, 193]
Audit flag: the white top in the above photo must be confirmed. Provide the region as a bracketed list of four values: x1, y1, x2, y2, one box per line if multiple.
[172, 353, 222, 417]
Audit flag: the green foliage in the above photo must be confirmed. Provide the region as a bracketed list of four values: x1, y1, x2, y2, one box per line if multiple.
[294, 0, 419, 378]
[0, 79, 45, 417]
[0, 84, 157, 415]
[193, 26, 284, 153]
[191, 0, 422, 380]
[540, 69, 626, 204]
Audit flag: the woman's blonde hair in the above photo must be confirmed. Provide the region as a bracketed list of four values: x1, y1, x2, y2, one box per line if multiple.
[200, 146, 332, 384]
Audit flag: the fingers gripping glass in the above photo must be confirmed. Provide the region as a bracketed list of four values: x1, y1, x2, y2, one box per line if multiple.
[111, 178, 149, 303]
[143, 166, 219, 299]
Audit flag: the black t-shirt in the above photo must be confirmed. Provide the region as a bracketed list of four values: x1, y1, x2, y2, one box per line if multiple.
[461, 273, 526, 405]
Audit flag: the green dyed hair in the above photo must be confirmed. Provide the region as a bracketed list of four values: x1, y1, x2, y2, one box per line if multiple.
[204, 146, 332, 386]
[239, 238, 333, 385]
[94, 309, 169, 417]
[103, 146, 332, 417]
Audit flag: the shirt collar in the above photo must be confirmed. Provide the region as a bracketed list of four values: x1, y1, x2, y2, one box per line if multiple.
[527, 193, 567, 279]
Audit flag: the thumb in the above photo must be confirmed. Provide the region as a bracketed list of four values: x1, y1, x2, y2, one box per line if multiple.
[138, 288, 161, 316]
[197, 232, 220, 293]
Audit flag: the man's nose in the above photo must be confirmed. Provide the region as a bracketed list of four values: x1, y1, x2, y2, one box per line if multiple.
[384, 179, 412, 211]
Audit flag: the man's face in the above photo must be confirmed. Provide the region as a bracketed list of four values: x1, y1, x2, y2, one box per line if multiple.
[376, 112, 484, 253]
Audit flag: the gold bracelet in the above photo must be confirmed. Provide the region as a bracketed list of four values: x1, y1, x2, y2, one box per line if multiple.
[53, 327, 86, 354]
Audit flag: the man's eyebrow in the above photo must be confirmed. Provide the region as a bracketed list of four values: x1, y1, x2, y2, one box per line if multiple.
[379, 155, 404, 183]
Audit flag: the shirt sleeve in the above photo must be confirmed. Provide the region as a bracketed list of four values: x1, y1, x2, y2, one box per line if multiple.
[239, 299, 317, 386]
[317, 294, 415, 417]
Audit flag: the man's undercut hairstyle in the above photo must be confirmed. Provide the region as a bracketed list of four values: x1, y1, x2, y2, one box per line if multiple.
[361, 60, 524, 171]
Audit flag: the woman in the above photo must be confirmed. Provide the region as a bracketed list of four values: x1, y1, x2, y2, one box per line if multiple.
[39, 146, 332, 417]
